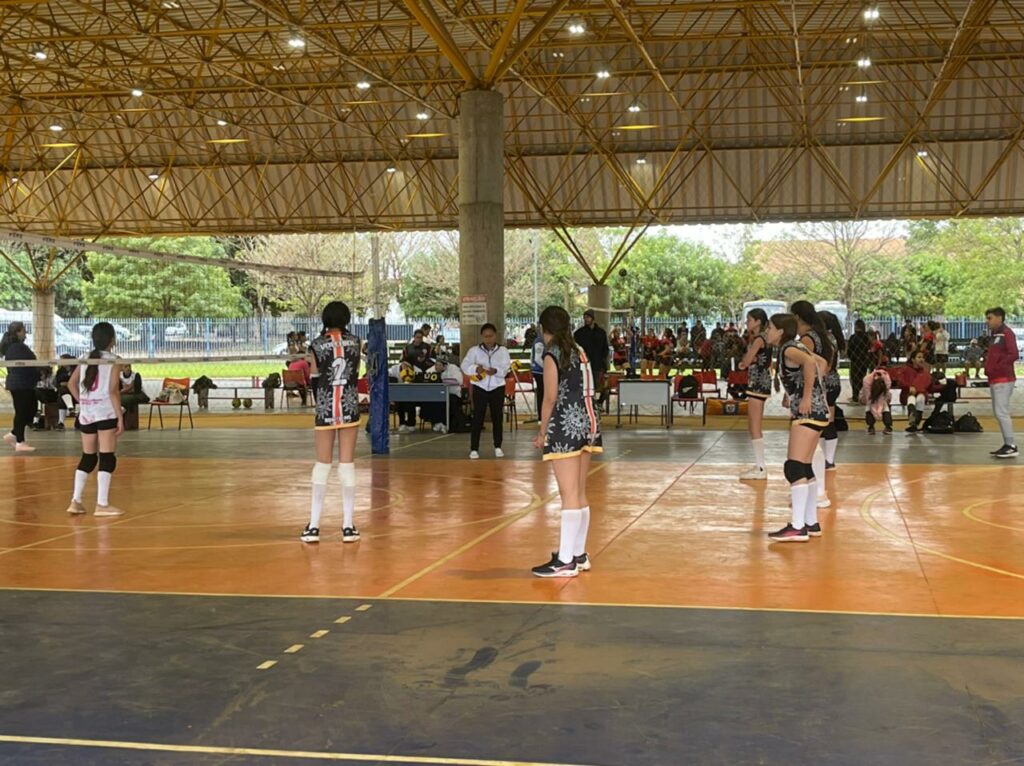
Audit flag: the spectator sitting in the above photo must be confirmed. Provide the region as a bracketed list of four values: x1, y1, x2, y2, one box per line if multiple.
[861, 369, 893, 435]
[287, 356, 311, 406]
[963, 338, 984, 380]
[902, 352, 943, 433]
[32, 365, 57, 431]
[389, 361, 419, 433]
[421, 358, 464, 434]
[403, 329, 434, 373]
[119, 364, 150, 410]
[54, 355, 75, 430]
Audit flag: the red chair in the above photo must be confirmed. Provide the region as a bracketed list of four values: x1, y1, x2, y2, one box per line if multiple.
[279, 369, 308, 408]
[672, 372, 720, 425]
[504, 376, 519, 431]
[148, 377, 193, 430]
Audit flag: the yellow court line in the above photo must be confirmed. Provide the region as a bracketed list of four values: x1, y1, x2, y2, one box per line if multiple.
[859, 490, 1024, 582]
[256, 660, 277, 670]
[2, 584, 1024, 620]
[962, 501, 1024, 533]
[0, 735, 599, 766]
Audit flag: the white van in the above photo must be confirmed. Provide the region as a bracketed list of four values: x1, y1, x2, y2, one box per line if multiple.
[742, 300, 787, 324]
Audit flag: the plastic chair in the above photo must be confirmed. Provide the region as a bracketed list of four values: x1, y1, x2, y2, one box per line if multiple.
[148, 377, 193, 430]
[504, 376, 518, 431]
[280, 369, 308, 408]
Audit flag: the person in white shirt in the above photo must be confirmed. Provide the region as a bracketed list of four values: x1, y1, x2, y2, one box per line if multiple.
[934, 323, 950, 374]
[460, 323, 511, 459]
[65, 322, 125, 517]
[421, 357, 463, 433]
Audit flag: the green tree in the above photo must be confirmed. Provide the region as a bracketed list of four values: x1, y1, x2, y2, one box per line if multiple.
[82, 237, 246, 317]
[0, 257, 31, 311]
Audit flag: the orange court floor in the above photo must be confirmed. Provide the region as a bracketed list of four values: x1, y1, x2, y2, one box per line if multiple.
[1, 425, 1023, 766]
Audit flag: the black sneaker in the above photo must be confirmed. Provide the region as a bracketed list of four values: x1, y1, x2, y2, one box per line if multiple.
[342, 526, 361, 543]
[574, 553, 591, 572]
[883, 427, 892, 435]
[767, 523, 809, 543]
[825, 462, 836, 472]
[994, 445, 1019, 460]
[300, 525, 320, 543]
[532, 553, 579, 578]
[55, 423, 65, 432]
[991, 445, 1009, 455]
[867, 427, 876, 436]
[806, 522, 822, 538]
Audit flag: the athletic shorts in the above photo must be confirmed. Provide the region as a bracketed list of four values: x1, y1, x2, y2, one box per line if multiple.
[796, 420, 827, 433]
[77, 418, 118, 434]
[747, 387, 771, 400]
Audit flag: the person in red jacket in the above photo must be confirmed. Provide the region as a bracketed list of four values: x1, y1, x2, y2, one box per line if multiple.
[901, 352, 943, 433]
[985, 307, 1018, 458]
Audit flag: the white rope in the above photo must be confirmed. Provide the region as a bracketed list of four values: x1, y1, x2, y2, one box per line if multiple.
[0, 229, 361, 278]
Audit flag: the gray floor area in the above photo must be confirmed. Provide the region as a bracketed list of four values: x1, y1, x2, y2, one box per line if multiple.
[1, 591, 1022, 766]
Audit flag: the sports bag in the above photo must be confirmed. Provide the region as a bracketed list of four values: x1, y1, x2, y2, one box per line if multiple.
[954, 412, 983, 433]
[924, 410, 955, 434]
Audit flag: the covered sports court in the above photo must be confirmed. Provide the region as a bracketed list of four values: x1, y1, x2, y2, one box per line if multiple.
[3, 2, 1024, 764]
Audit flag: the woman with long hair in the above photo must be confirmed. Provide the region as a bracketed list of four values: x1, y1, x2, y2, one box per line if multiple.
[738, 309, 771, 480]
[300, 301, 362, 544]
[1, 321, 40, 453]
[66, 322, 124, 516]
[790, 301, 836, 508]
[532, 306, 602, 577]
[818, 310, 846, 471]
[765, 313, 830, 542]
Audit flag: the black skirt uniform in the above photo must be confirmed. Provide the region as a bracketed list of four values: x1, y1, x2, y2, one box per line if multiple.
[746, 334, 773, 400]
[310, 330, 362, 430]
[779, 340, 830, 429]
[542, 345, 603, 461]
[806, 329, 842, 406]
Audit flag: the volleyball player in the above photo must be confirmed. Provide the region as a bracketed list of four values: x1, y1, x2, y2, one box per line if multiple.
[532, 306, 602, 577]
[300, 301, 362, 544]
[766, 314, 831, 542]
[791, 301, 834, 507]
[738, 309, 771, 480]
[66, 322, 125, 516]
[818, 311, 846, 472]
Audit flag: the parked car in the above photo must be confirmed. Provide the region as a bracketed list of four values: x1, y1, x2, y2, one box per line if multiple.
[164, 322, 188, 339]
[73, 322, 140, 343]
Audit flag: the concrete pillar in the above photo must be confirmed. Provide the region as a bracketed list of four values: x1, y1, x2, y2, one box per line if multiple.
[31, 288, 55, 361]
[458, 89, 504, 353]
[588, 283, 611, 333]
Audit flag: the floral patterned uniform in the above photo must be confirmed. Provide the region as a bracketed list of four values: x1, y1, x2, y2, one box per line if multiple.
[543, 344, 603, 461]
[746, 334, 773, 400]
[779, 340, 830, 428]
[310, 329, 362, 430]
[806, 329, 842, 404]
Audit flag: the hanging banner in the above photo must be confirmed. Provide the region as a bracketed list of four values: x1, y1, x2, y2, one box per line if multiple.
[460, 294, 488, 325]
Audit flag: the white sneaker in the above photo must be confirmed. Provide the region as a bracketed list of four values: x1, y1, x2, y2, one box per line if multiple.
[740, 466, 767, 481]
[66, 500, 86, 515]
[14, 443, 36, 453]
[94, 505, 125, 517]
[432, 423, 443, 433]
[3, 433, 15, 449]
[469, 451, 480, 460]
[436, 424, 448, 434]
[495, 448, 505, 458]
[817, 497, 831, 509]
[399, 425, 412, 434]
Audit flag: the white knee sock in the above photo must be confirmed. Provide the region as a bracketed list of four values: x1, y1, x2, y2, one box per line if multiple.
[574, 506, 590, 557]
[559, 509, 582, 564]
[309, 462, 331, 528]
[823, 438, 838, 464]
[73, 471, 89, 503]
[97, 472, 112, 506]
[338, 463, 356, 529]
[812, 449, 827, 499]
[59, 408, 68, 423]
[752, 438, 765, 469]
[790, 483, 809, 529]
[804, 479, 818, 525]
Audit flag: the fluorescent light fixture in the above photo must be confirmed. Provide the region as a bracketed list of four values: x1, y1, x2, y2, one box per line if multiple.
[416, 111, 429, 120]
[130, 88, 144, 97]
[207, 138, 247, 144]
[595, 69, 611, 79]
[406, 132, 448, 138]
[41, 142, 77, 148]
[567, 18, 586, 35]
[916, 150, 929, 157]
[32, 48, 47, 61]
[857, 56, 872, 68]
[618, 124, 658, 131]
[9, 177, 18, 183]
[385, 166, 397, 173]
[863, 7, 880, 21]
[635, 157, 646, 165]
[836, 116, 885, 123]
[216, 119, 228, 126]
[855, 94, 868, 103]
[162, 1, 180, 7]
[48, 124, 63, 132]
[627, 103, 642, 113]
[147, 173, 160, 181]
[356, 80, 371, 90]
[287, 35, 305, 49]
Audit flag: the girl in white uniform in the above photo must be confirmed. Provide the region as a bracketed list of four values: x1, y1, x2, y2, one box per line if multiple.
[66, 322, 125, 517]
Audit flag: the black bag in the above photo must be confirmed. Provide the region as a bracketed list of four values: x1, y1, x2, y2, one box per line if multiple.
[924, 410, 955, 434]
[955, 412, 983, 433]
[833, 405, 850, 432]
[676, 374, 699, 399]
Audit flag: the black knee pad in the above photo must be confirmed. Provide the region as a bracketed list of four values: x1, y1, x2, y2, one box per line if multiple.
[804, 462, 816, 480]
[77, 453, 98, 474]
[823, 423, 837, 441]
[98, 452, 117, 473]
[783, 459, 805, 484]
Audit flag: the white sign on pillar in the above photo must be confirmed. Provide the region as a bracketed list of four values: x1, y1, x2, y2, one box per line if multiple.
[460, 294, 488, 325]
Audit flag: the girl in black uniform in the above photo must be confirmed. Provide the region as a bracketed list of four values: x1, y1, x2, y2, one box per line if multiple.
[766, 313, 831, 543]
[532, 306, 603, 578]
[300, 301, 362, 544]
[818, 311, 846, 472]
[791, 301, 834, 509]
[738, 309, 771, 480]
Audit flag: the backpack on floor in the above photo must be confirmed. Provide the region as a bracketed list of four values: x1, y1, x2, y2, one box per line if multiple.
[833, 405, 850, 432]
[924, 410, 955, 434]
[955, 412, 983, 433]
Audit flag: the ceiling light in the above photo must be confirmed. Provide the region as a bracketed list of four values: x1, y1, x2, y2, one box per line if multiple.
[41, 142, 77, 148]
[416, 111, 429, 120]
[567, 17, 586, 35]
[147, 173, 160, 181]
[627, 103, 642, 113]
[48, 124, 63, 132]
[618, 124, 658, 130]
[635, 157, 646, 165]
[595, 69, 611, 79]
[385, 166, 397, 173]
[32, 48, 47, 61]
[216, 119, 228, 126]
[916, 150, 929, 157]
[9, 177, 18, 183]
[857, 56, 872, 68]
[855, 94, 868, 103]
[207, 138, 247, 144]
[356, 80, 371, 90]
[287, 35, 305, 49]
[272, 63, 286, 71]
[863, 7, 880, 21]
[406, 132, 448, 138]
[130, 88, 144, 98]
[580, 97, 591, 103]
[162, 1, 180, 7]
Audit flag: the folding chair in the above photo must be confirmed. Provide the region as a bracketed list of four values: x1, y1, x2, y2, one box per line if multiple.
[148, 377, 194, 430]
[279, 369, 308, 408]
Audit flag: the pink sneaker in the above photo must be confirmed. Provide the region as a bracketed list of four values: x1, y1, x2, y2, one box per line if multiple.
[14, 442, 36, 453]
